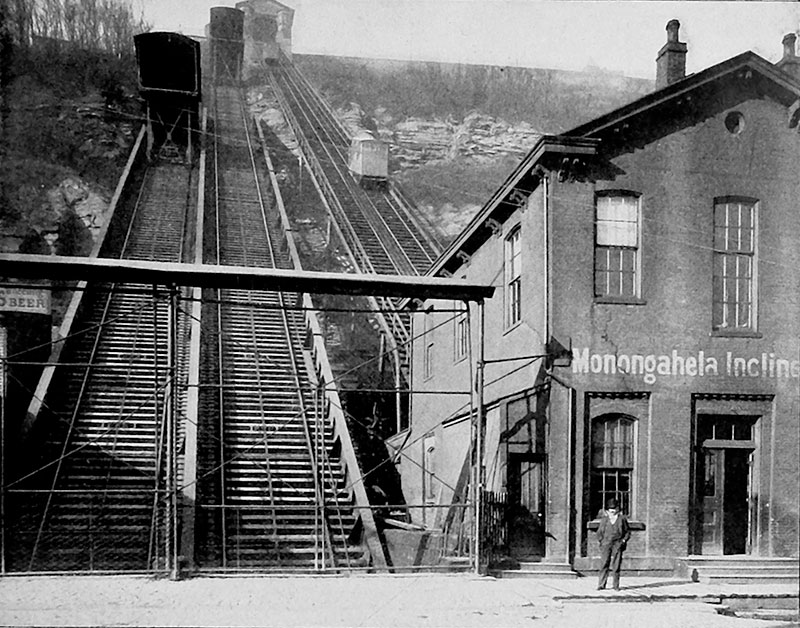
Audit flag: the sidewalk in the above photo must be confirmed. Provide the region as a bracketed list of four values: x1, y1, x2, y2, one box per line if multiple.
[0, 573, 797, 627]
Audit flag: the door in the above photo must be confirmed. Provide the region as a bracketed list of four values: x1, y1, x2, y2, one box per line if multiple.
[698, 447, 753, 555]
[507, 453, 545, 559]
[722, 449, 751, 554]
[701, 449, 724, 555]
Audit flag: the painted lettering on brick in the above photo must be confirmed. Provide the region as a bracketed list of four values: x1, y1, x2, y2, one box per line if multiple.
[572, 348, 799, 384]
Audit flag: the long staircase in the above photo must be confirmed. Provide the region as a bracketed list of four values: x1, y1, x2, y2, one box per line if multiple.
[194, 85, 364, 571]
[6, 165, 194, 572]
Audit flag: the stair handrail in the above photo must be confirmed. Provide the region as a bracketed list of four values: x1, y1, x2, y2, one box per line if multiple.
[264, 80, 411, 431]
[303, 295, 388, 570]
[256, 120, 388, 569]
[21, 125, 148, 439]
[268, 71, 375, 276]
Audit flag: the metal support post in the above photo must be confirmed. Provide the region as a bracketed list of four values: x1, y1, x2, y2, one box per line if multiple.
[314, 383, 320, 570]
[0, 325, 6, 574]
[394, 335, 402, 436]
[473, 300, 486, 574]
[167, 285, 180, 579]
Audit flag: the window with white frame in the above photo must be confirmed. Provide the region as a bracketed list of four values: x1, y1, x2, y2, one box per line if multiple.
[713, 197, 757, 332]
[594, 193, 641, 299]
[590, 414, 635, 517]
[453, 301, 468, 362]
[505, 227, 522, 327]
[423, 308, 434, 379]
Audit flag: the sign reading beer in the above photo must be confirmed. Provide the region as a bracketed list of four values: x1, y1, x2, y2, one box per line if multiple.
[0, 287, 51, 315]
[573, 347, 800, 384]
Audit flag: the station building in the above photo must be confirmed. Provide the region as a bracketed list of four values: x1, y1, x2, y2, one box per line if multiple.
[400, 23, 800, 572]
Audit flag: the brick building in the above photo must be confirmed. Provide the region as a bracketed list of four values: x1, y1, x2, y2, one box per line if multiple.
[401, 23, 800, 573]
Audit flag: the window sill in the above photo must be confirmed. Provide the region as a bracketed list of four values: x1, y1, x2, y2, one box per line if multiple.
[711, 330, 762, 339]
[594, 297, 646, 306]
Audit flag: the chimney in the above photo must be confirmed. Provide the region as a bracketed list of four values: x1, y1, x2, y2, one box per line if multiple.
[656, 20, 687, 89]
[776, 33, 800, 81]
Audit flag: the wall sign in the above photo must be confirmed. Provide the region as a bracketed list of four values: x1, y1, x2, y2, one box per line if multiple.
[0, 288, 50, 315]
[573, 348, 800, 384]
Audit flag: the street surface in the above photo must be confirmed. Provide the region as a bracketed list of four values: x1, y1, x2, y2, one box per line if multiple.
[0, 574, 797, 627]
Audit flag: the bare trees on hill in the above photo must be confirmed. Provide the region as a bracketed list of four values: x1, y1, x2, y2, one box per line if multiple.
[3, 0, 150, 57]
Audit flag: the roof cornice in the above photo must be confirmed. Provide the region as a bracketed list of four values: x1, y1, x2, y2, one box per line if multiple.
[566, 52, 800, 139]
[424, 135, 598, 280]
[417, 50, 800, 292]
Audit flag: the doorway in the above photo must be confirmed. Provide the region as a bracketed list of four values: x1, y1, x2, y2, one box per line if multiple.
[694, 415, 756, 555]
[507, 452, 545, 559]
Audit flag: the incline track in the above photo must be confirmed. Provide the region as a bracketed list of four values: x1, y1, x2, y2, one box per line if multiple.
[195, 85, 362, 570]
[7, 164, 195, 572]
[270, 57, 441, 277]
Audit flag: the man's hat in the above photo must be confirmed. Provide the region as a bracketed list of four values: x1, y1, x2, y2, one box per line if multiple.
[606, 497, 619, 510]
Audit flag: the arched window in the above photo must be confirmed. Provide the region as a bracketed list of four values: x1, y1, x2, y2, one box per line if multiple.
[590, 414, 635, 517]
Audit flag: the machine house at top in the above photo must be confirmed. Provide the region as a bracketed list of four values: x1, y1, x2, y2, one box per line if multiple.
[235, 0, 293, 77]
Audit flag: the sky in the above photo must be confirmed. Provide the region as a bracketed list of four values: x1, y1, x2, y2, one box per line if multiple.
[136, 0, 800, 79]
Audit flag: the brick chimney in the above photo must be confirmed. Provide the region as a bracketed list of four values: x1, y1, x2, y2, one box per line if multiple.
[656, 20, 687, 89]
[776, 33, 800, 81]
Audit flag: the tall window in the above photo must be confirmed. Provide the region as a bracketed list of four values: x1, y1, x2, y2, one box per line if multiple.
[423, 309, 434, 379]
[453, 301, 469, 362]
[423, 435, 437, 502]
[713, 197, 757, 332]
[505, 227, 522, 327]
[595, 193, 641, 299]
[590, 414, 635, 517]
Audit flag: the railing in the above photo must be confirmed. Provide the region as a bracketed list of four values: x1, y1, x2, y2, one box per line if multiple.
[480, 490, 509, 566]
[21, 125, 148, 439]
[304, 296, 388, 569]
[257, 119, 387, 569]
[266, 73, 411, 433]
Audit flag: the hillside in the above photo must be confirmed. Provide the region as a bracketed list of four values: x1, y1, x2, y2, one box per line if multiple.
[291, 55, 654, 239]
[0, 2, 145, 258]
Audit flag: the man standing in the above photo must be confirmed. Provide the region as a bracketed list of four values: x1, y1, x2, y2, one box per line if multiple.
[596, 497, 631, 590]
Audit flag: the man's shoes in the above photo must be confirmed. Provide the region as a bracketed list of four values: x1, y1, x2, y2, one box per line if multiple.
[596, 586, 605, 590]
[613, 586, 620, 591]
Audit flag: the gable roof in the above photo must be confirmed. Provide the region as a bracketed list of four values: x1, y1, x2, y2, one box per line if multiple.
[566, 51, 800, 140]
[423, 51, 800, 282]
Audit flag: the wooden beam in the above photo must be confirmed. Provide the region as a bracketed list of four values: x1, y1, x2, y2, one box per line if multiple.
[0, 254, 494, 302]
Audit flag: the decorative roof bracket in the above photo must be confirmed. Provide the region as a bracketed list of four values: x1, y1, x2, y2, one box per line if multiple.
[485, 218, 502, 236]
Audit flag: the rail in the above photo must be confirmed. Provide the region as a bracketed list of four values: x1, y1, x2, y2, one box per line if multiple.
[274, 63, 419, 275]
[278, 55, 441, 272]
[267, 67, 414, 430]
[11, 129, 194, 573]
[21, 124, 147, 438]
[211, 83, 341, 569]
[256, 119, 387, 567]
